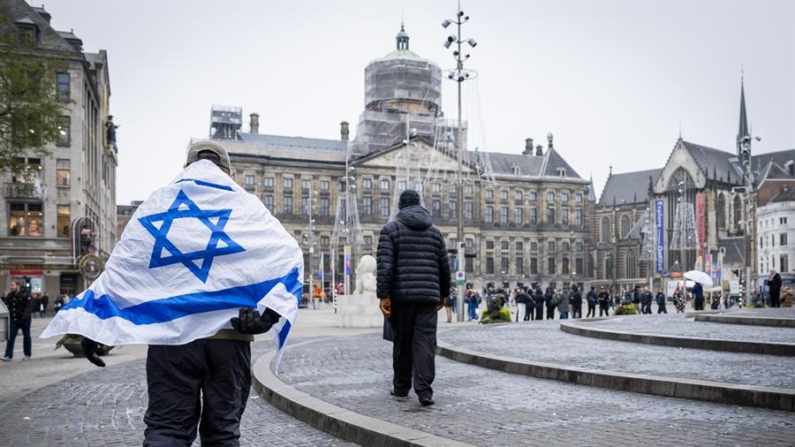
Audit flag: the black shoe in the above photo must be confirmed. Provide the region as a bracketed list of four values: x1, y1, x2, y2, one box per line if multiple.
[390, 388, 408, 397]
[419, 396, 435, 406]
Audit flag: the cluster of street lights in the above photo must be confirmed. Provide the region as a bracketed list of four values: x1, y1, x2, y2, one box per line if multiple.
[441, 4, 477, 322]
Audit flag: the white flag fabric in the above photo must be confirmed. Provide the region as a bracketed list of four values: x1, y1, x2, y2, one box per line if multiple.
[42, 160, 303, 369]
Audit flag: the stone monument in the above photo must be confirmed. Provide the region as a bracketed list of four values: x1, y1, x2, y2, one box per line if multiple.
[337, 255, 384, 328]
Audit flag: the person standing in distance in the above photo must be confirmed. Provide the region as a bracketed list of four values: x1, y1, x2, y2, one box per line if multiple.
[769, 269, 782, 308]
[377, 190, 450, 407]
[2, 280, 32, 361]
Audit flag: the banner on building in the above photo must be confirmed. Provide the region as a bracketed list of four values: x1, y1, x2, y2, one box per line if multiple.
[696, 193, 706, 258]
[705, 253, 712, 279]
[655, 200, 664, 273]
[716, 251, 723, 282]
[344, 245, 351, 276]
[694, 255, 703, 271]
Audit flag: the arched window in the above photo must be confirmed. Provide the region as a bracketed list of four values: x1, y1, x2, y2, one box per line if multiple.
[625, 252, 637, 278]
[717, 194, 726, 230]
[621, 215, 631, 238]
[601, 216, 611, 242]
[733, 195, 742, 229]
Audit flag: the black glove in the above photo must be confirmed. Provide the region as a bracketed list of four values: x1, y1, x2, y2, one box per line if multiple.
[80, 337, 106, 368]
[230, 307, 281, 335]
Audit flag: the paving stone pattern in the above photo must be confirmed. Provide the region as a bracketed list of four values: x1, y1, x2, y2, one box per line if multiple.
[0, 340, 358, 447]
[440, 319, 795, 389]
[277, 334, 795, 447]
[581, 313, 795, 343]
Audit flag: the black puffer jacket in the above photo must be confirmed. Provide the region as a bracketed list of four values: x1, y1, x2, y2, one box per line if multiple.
[377, 205, 451, 305]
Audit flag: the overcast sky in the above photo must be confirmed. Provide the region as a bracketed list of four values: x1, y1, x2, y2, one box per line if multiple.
[32, 0, 795, 205]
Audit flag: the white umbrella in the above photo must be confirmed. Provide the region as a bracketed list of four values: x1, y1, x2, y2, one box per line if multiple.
[684, 270, 713, 288]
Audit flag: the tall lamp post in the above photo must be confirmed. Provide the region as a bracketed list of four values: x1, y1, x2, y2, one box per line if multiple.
[737, 133, 761, 306]
[443, 2, 477, 322]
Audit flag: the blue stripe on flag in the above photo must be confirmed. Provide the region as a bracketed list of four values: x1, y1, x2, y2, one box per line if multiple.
[278, 320, 291, 349]
[175, 178, 234, 191]
[62, 267, 301, 325]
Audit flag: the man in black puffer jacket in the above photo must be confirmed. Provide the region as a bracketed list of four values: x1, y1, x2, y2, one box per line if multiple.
[377, 190, 450, 407]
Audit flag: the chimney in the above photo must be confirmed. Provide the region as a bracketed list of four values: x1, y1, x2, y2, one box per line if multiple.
[523, 138, 534, 155]
[340, 121, 350, 141]
[535, 144, 543, 157]
[249, 113, 259, 134]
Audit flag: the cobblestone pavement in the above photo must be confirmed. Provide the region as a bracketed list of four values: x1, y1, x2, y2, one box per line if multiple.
[277, 333, 795, 447]
[578, 313, 795, 343]
[730, 308, 795, 318]
[0, 339, 357, 447]
[439, 319, 795, 389]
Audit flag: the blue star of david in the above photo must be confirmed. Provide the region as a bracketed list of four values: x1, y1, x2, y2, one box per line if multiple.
[138, 190, 245, 282]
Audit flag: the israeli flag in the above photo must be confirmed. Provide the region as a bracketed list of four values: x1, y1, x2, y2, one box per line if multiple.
[42, 160, 303, 369]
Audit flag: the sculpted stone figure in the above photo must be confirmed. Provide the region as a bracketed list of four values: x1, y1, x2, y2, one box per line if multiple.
[355, 255, 377, 295]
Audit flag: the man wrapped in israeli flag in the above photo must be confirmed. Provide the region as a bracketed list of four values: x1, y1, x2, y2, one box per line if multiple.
[42, 140, 303, 446]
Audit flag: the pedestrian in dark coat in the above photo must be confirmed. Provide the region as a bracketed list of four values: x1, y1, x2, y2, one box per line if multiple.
[769, 269, 783, 308]
[545, 287, 556, 320]
[570, 286, 583, 319]
[641, 287, 653, 314]
[586, 286, 597, 318]
[598, 286, 611, 317]
[656, 287, 667, 314]
[534, 286, 545, 321]
[693, 282, 704, 310]
[377, 190, 450, 407]
[2, 280, 32, 361]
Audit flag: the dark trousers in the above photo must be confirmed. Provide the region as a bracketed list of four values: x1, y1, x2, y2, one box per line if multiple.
[391, 303, 437, 399]
[771, 291, 781, 308]
[535, 305, 544, 321]
[144, 339, 251, 447]
[525, 305, 534, 321]
[657, 303, 667, 314]
[599, 303, 609, 317]
[546, 305, 555, 320]
[642, 303, 652, 314]
[4, 317, 32, 358]
[586, 304, 596, 318]
[573, 305, 582, 319]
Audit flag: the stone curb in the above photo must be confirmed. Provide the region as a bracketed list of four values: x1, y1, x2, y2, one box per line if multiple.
[252, 341, 475, 447]
[695, 313, 795, 328]
[559, 320, 795, 356]
[436, 340, 795, 412]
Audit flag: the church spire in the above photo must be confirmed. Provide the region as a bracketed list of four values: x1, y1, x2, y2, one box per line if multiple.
[737, 73, 750, 158]
[396, 22, 409, 51]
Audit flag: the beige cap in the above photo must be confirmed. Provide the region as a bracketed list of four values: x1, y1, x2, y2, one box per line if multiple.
[186, 140, 231, 173]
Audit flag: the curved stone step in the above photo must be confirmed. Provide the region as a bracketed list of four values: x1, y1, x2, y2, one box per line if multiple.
[559, 320, 795, 356]
[437, 340, 795, 411]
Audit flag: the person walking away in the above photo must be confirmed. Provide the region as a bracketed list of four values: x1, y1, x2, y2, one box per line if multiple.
[570, 286, 582, 319]
[598, 286, 611, 317]
[693, 282, 705, 310]
[769, 269, 782, 308]
[377, 190, 450, 407]
[534, 286, 545, 321]
[545, 287, 556, 320]
[444, 285, 455, 323]
[524, 287, 535, 321]
[656, 287, 667, 314]
[586, 286, 597, 318]
[558, 287, 570, 320]
[2, 280, 33, 361]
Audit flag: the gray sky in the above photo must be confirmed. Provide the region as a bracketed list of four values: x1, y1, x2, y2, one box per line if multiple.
[34, 0, 795, 205]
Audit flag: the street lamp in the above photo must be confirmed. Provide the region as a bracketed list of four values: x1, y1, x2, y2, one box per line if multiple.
[304, 184, 318, 309]
[443, 1, 477, 322]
